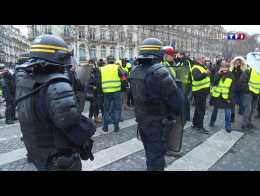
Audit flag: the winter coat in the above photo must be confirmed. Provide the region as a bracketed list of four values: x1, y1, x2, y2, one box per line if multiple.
[230, 56, 248, 93]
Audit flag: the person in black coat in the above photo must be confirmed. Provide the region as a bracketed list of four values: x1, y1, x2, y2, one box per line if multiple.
[209, 61, 234, 132]
[229, 56, 247, 122]
[0, 65, 16, 124]
[85, 59, 102, 123]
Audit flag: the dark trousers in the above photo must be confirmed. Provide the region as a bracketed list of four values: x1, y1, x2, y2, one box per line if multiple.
[257, 98, 260, 115]
[89, 100, 99, 119]
[127, 89, 134, 107]
[231, 91, 245, 115]
[139, 123, 166, 171]
[192, 93, 207, 128]
[5, 98, 16, 121]
[242, 93, 258, 126]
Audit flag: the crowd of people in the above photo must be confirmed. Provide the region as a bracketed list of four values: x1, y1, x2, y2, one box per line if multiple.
[82, 48, 260, 136]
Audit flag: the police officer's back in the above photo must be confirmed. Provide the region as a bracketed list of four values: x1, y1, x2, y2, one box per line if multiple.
[130, 38, 184, 171]
[15, 35, 95, 171]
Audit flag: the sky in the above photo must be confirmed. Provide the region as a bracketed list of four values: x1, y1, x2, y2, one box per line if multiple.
[15, 25, 260, 37]
[222, 25, 260, 35]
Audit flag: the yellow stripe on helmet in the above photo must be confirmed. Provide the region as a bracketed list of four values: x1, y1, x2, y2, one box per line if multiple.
[141, 45, 161, 48]
[31, 44, 69, 52]
[30, 49, 56, 53]
[140, 48, 161, 51]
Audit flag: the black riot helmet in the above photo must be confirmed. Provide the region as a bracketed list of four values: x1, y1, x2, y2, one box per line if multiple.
[17, 52, 30, 65]
[29, 34, 73, 65]
[138, 38, 163, 60]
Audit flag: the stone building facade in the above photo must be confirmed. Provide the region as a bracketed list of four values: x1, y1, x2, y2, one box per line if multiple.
[0, 25, 30, 67]
[27, 25, 227, 64]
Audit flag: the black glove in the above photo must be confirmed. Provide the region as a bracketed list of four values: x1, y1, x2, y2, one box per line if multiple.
[79, 139, 94, 161]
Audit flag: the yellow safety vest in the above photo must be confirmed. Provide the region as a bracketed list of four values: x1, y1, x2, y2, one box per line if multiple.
[126, 63, 132, 70]
[121, 66, 129, 74]
[100, 64, 121, 93]
[248, 68, 260, 94]
[0, 89, 2, 96]
[211, 77, 233, 99]
[162, 61, 176, 78]
[191, 65, 210, 92]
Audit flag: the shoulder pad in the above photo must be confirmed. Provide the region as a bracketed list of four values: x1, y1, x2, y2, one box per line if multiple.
[47, 81, 80, 129]
[150, 63, 170, 78]
[32, 73, 71, 84]
[144, 63, 164, 76]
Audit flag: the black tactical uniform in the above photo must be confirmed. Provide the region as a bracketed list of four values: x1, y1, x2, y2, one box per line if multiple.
[130, 38, 184, 171]
[15, 35, 95, 171]
[0, 65, 16, 124]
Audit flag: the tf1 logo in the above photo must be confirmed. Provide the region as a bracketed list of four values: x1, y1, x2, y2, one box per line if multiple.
[227, 32, 246, 40]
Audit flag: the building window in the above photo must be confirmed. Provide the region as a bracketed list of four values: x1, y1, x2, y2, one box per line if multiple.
[129, 48, 133, 59]
[47, 25, 52, 34]
[89, 28, 95, 41]
[79, 44, 86, 61]
[128, 33, 133, 43]
[79, 26, 85, 39]
[101, 46, 106, 58]
[44, 25, 52, 34]
[110, 46, 115, 57]
[100, 30, 105, 40]
[109, 31, 115, 41]
[64, 25, 70, 37]
[90, 45, 96, 59]
[79, 31, 85, 39]
[119, 47, 124, 58]
[32, 25, 37, 36]
[119, 32, 125, 42]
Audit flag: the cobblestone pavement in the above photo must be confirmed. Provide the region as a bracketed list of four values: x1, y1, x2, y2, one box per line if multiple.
[0, 101, 259, 171]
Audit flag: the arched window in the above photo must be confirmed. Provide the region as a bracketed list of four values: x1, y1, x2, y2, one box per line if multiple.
[119, 47, 124, 58]
[79, 44, 86, 61]
[101, 46, 106, 59]
[110, 46, 115, 57]
[90, 45, 96, 59]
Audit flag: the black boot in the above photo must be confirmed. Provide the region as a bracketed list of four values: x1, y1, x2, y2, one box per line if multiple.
[114, 125, 120, 132]
[5, 120, 14, 124]
[231, 113, 235, 123]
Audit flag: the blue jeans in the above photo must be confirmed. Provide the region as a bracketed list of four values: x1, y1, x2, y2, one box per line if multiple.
[210, 107, 232, 130]
[103, 92, 122, 128]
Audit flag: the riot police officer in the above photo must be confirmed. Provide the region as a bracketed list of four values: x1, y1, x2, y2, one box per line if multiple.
[15, 35, 95, 171]
[0, 64, 16, 124]
[129, 38, 184, 171]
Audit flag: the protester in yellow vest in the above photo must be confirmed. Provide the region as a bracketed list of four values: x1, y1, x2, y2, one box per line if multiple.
[209, 61, 234, 133]
[162, 46, 176, 78]
[99, 56, 127, 133]
[174, 51, 194, 122]
[120, 58, 134, 111]
[191, 56, 211, 134]
[240, 64, 260, 130]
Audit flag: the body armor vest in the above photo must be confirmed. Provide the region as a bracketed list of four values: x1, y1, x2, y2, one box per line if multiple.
[130, 63, 169, 117]
[15, 69, 76, 167]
